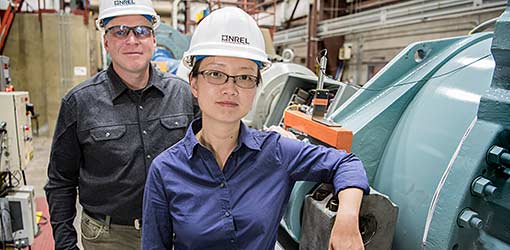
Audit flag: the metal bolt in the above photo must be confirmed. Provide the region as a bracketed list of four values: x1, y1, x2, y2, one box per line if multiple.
[486, 145, 508, 166]
[501, 151, 510, 166]
[457, 208, 483, 229]
[504, 168, 510, 176]
[327, 197, 339, 212]
[471, 176, 497, 197]
[312, 188, 329, 201]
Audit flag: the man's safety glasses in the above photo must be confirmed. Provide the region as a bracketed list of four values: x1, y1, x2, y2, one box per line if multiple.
[105, 25, 154, 39]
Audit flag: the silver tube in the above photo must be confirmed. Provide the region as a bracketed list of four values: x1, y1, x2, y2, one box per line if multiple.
[317, 51, 327, 90]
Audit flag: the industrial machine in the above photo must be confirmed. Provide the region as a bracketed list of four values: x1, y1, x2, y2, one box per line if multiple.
[0, 92, 33, 172]
[244, 62, 316, 129]
[271, 53, 399, 248]
[0, 186, 38, 248]
[0, 56, 12, 91]
[0, 91, 37, 248]
[151, 23, 191, 74]
[276, 2, 510, 249]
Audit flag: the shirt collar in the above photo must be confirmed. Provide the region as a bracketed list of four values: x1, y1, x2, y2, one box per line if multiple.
[106, 64, 165, 101]
[183, 118, 262, 159]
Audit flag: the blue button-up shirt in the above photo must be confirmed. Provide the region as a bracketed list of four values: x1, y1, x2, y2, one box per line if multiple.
[142, 119, 369, 250]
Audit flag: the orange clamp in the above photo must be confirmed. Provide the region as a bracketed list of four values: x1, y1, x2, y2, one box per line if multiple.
[283, 110, 353, 152]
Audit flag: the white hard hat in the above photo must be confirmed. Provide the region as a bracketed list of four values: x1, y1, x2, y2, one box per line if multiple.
[182, 7, 271, 71]
[95, 0, 161, 30]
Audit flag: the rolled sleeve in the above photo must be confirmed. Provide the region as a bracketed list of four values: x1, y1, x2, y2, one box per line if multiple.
[276, 134, 369, 194]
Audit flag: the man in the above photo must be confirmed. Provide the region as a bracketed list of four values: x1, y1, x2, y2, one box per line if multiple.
[44, 0, 194, 249]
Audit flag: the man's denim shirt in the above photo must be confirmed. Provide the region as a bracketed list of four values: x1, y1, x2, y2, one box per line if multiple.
[45, 65, 195, 249]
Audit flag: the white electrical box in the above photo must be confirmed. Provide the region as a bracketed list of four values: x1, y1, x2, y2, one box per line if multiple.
[5, 187, 37, 247]
[0, 92, 34, 172]
[0, 56, 10, 90]
[338, 43, 352, 60]
[10, 185, 38, 239]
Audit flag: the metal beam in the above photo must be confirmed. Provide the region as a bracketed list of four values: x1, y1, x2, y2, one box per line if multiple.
[275, 0, 507, 45]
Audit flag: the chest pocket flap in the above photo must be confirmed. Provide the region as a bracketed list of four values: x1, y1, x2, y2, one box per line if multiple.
[161, 116, 189, 130]
[90, 125, 126, 141]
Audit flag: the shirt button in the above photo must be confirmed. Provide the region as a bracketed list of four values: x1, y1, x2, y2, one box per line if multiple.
[142, 130, 147, 135]
[139, 105, 143, 110]
[220, 182, 225, 188]
[105, 132, 110, 137]
[146, 154, 152, 159]
[230, 239, 235, 243]
[174, 121, 179, 125]
[225, 211, 230, 217]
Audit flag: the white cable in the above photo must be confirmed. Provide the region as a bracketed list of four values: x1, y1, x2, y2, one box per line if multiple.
[421, 116, 478, 249]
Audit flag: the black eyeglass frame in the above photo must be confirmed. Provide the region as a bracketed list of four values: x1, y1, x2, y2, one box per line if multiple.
[198, 70, 260, 89]
[105, 25, 154, 39]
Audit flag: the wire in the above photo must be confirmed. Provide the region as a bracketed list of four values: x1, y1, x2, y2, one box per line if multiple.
[37, 214, 48, 226]
[0, 207, 10, 249]
[469, 17, 498, 35]
[315, 52, 492, 92]
[285, 104, 301, 112]
[21, 170, 27, 186]
[0, 131, 7, 168]
[10, 171, 21, 188]
[315, 49, 328, 66]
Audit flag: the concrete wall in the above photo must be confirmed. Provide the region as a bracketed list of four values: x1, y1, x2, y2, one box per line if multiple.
[283, 11, 503, 85]
[4, 13, 99, 137]
[342, 11, 502, 85]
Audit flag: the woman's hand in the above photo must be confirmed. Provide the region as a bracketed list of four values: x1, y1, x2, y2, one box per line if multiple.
[328, 188, 364, 250]
[329, 211, 364, 250]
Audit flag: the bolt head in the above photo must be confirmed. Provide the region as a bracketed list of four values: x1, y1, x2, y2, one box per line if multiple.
[487, 146, 505, 165]
[458, 209, 478, 228]
[471, 177, 491, 196]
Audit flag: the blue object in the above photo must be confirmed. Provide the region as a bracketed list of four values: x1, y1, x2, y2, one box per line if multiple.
[279, 3, 510, 248]
[102, 15, 153, 27]
[329, 32, 496, 249]
[154, 23, 191, 60]
[193, 55, 263, 69]
[153, 47, 174, 60]
[151, 23, 191, 74]
[142, 119, 368, 249]
[152, 47, 181, 74]
[422, 5, 510, 249]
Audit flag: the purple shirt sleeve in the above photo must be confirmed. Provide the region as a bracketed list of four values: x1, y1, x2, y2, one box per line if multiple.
[142, 157, 173, 250]
[275, 134, 369, 195]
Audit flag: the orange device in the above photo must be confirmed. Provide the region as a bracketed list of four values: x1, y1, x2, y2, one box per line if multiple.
[283, 110, 352, 152]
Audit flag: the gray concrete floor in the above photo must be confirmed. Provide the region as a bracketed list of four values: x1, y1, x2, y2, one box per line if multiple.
[25, 136, 51, 199]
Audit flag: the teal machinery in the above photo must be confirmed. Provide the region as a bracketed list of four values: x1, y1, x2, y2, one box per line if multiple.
[151, 23, 190, 74]
[276, 2, 510, 249]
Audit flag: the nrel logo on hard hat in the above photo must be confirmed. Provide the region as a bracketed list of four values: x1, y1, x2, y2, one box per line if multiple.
[114, 0, 135, 6]
[221, 35, 250, 45]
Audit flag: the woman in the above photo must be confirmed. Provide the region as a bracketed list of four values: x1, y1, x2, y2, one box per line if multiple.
[142, 7, 369, 250]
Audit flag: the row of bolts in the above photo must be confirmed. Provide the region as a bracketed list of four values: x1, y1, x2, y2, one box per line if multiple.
[310, 145, 510, 229]
[459, 145, 509, 229]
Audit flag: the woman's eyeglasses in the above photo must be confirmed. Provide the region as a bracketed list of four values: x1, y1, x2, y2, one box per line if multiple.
[199, 70, 259, 89]
[105, 25, 154, 39]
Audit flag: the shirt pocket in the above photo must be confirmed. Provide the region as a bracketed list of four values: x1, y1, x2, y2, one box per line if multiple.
[160, 116, 188, 130]
[90, 125, 126, 141]
[84, 125, 130, 168]
[153, 116, 190, 154]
